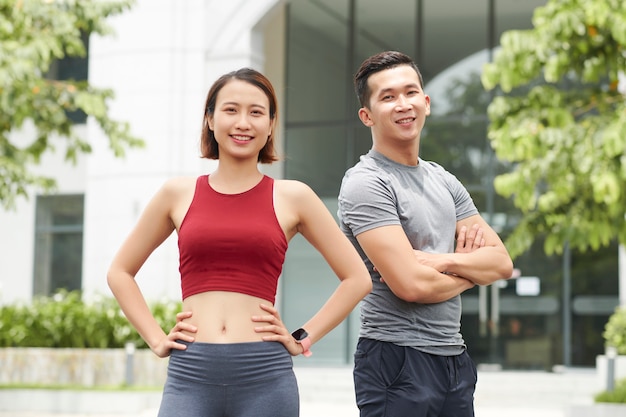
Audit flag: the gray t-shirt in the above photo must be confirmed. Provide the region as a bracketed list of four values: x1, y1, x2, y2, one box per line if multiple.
[338, 149, 478, 355]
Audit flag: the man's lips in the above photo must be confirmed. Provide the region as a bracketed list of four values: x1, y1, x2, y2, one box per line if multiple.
[395, 117, 416, 125]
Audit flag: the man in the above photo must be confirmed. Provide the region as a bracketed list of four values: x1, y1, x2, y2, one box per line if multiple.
[337, 50, 513, 417]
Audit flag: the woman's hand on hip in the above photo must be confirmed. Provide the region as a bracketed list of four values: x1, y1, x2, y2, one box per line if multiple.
[252, 304, 304, 356]
[152, 311, 197, 358]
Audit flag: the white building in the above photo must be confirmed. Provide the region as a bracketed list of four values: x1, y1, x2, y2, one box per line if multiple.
[1, 0, 286, 304]
[1, 0, 619, 368]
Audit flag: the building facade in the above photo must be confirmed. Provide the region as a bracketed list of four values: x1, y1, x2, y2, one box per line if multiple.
[0, 0, 621, 369]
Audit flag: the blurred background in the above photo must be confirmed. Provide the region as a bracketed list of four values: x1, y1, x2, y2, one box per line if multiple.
[1, 0, 624, 375]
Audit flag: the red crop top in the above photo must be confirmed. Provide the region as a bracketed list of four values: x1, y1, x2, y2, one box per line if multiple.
[177, 175, 288, 303]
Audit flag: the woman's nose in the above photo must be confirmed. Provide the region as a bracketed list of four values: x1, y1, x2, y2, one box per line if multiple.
[235, 114, 251, 129]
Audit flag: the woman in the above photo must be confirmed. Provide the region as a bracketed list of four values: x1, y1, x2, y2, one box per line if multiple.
[107, 68, 372, 417]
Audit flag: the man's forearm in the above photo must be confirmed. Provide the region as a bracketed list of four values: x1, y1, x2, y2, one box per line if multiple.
[413, 248, 513, 285]
[418, 272, 475, 303]
[391, 266, 475, 303]
[437, 248, 513, 285]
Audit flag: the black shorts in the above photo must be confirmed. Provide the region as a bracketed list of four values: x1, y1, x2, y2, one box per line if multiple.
[353, 338, 477, 417]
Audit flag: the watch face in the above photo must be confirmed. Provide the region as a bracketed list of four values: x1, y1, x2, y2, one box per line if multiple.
[291, 328, 308, 341]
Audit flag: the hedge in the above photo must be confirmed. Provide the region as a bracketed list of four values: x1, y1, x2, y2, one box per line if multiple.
[0, 290, 181, 349]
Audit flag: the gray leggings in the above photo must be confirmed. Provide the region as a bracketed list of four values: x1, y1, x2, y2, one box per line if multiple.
[157, 341, 299, 417]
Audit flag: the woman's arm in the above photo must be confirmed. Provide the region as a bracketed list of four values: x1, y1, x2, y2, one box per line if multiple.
[107, 179, 196, 357]
[253, 180, 371, 354]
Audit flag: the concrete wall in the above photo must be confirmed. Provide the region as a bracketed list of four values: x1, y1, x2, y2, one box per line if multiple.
[0, 347, 167, 387]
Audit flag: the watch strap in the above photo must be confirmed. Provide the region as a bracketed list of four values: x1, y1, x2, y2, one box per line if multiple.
[299, 336, 312, 357]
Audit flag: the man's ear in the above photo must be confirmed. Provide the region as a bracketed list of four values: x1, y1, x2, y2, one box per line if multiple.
[358, 107, 374, 127]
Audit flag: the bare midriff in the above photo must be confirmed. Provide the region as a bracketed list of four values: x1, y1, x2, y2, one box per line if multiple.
[180, 291, 275, 343]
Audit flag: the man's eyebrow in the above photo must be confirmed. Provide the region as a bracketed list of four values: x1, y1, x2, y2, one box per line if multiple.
[376, 84, 421, 96]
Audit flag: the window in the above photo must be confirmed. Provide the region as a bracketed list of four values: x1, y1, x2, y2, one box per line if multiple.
[33, 195, 84, 296]
[46, 32, 89, 124]
[284, 0, 617, 367]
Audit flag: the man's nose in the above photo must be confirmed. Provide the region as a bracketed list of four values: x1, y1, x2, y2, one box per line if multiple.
[396, 95, 410, 110]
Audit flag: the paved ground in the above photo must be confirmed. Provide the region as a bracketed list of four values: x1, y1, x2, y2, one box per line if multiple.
[0, 366, 608, 417]
[296, 366, 603, 417]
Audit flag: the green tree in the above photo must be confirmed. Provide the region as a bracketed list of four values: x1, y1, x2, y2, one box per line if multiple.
[482, 0, 626, 258]
[0, 0, 143, 209]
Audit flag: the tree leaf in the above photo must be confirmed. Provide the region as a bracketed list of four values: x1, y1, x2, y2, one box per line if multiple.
[0, 0, 142, 210]
[484, 0, 626, 258]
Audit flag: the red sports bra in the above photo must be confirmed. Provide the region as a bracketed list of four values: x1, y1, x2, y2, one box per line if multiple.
[177, 175, 288, 303]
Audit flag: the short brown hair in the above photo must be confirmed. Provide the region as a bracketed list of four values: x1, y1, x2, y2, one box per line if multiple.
[200, 68, 279, 163]
[354, 51, 424, 108]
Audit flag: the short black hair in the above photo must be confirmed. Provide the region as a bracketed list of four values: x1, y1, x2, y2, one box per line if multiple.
[354, 51, 424, 108]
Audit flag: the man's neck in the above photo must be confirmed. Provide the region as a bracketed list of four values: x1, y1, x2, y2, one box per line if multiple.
[372, 143, 419, 166]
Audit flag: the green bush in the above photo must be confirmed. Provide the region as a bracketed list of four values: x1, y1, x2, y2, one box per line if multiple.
[595, 378, 626, 404]
[0, 290, 182, 349]
[603, 306, 626, 355]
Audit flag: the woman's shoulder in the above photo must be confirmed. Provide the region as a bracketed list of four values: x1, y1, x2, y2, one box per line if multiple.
[274, 178, 313, 191]
[273, 178, 317, 201]
[159, 176, 199, 198]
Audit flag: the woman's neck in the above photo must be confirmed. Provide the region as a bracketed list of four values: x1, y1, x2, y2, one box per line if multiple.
[209, 160, 264, 194]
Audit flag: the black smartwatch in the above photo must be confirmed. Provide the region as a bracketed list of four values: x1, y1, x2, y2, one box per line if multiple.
[291, 328, 312, 357]
[291, 328, 308, 341]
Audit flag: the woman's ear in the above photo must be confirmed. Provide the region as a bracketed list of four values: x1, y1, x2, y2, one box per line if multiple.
[207, 115, 214, 131]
